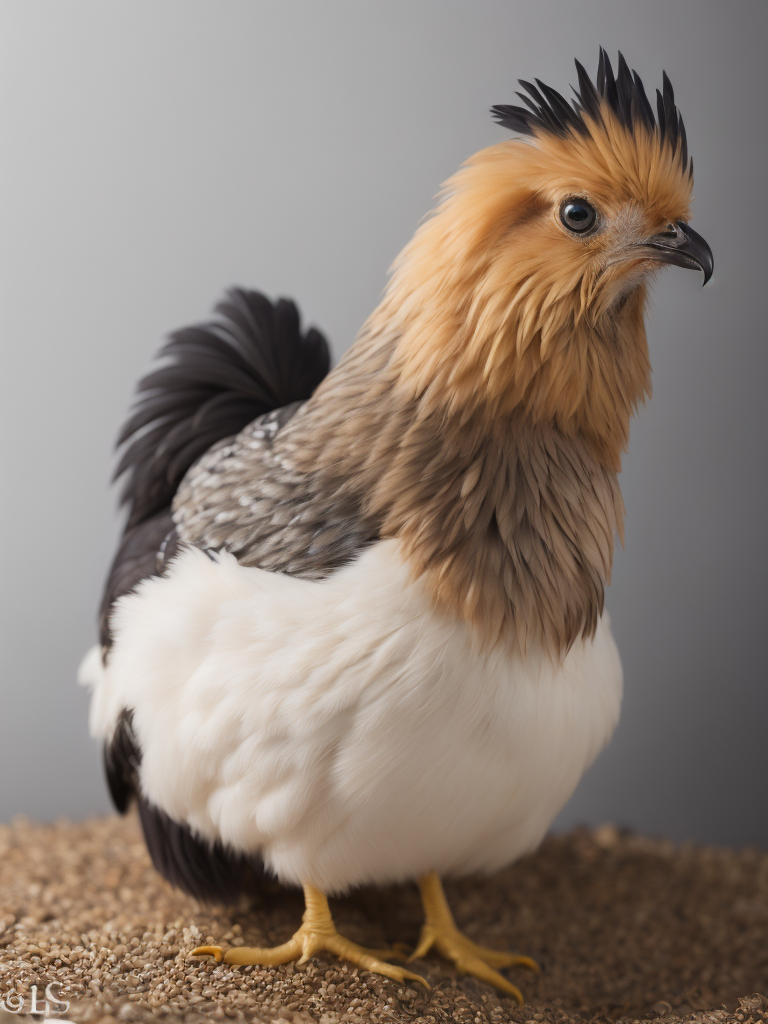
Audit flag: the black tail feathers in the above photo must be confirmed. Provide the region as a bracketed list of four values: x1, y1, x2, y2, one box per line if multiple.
[106, 710, 272, 903]
[115, 288, 331, 531]
[137, 797, 273, 904]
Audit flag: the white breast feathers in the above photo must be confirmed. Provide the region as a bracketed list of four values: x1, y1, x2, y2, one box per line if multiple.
[81, 540, 622, 894]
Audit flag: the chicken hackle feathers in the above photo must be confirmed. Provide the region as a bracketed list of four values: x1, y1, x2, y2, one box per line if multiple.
[80, 51, 713, 999]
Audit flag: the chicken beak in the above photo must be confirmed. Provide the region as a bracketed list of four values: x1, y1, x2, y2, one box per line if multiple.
[644, 221, 714, 285]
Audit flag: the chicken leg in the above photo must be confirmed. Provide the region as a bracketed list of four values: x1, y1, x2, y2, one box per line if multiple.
[191, 882, 429, 988]
[409, 872, 538, 1002]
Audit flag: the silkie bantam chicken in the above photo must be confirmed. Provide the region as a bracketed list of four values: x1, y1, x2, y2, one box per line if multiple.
[80, 50, 713, 1001]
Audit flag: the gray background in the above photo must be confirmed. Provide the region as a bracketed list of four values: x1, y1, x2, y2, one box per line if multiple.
[1, 1, 766, 847]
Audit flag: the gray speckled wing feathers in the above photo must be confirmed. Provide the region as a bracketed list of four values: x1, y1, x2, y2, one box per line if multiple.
[172, 401, 378, 578]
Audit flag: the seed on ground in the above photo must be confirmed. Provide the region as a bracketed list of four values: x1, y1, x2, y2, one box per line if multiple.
[0, 814, 765, 1022]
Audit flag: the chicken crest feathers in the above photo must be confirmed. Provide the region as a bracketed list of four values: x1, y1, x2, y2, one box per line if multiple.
[491, 48, 692, 179]
[115, 288, 331, 530]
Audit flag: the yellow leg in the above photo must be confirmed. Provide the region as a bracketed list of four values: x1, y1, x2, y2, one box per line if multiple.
[409, 872, 539, 1002]
[190, 882, 429, 989]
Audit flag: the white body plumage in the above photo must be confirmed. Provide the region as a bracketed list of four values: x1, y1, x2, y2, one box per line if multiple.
[81, 539, 622, 895]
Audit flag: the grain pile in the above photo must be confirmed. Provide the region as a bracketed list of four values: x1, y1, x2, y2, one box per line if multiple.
[0, 815, 765, 1024]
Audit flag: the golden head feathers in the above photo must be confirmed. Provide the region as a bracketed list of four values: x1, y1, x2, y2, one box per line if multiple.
[376, 50, 711, 472]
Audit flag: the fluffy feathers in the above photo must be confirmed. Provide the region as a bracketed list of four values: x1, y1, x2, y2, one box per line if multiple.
[88, 540, 622, 893]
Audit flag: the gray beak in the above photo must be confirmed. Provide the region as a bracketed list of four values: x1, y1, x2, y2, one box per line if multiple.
[644, 221, 714, 285]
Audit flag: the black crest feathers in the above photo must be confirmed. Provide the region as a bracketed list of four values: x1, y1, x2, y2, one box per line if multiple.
[115, 288, 331, 530]
[491, 48, 693, 178]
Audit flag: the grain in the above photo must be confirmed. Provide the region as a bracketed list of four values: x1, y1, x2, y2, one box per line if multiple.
[0, 815, 765, 1023]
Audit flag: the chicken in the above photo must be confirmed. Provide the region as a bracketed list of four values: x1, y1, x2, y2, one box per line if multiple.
[80, 50, 713, 1001]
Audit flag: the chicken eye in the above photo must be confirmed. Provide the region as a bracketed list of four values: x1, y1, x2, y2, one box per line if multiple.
[560, 199, 597, 234]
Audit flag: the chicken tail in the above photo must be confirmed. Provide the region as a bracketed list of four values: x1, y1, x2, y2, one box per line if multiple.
[114, 288, 330, 531]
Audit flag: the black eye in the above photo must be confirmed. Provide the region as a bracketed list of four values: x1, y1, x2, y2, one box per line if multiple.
[560, 198, 597, 234]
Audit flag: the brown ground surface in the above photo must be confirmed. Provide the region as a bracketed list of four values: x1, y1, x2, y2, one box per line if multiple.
[0, 815, 765, 1024]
